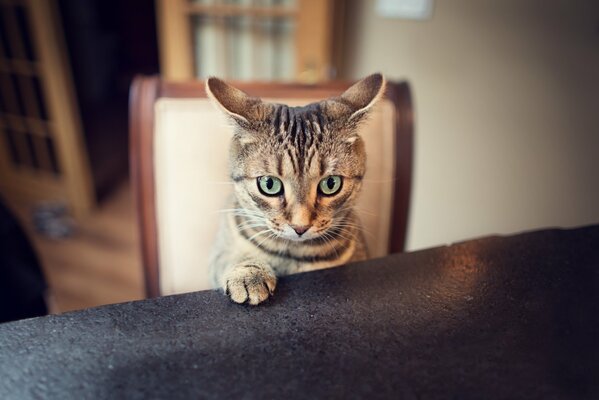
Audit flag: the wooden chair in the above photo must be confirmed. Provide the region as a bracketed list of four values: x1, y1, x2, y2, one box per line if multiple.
[130, 77, 414, 298]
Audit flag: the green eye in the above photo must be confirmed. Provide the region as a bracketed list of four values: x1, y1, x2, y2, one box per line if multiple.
[257, 176, 283, 196]
[319, 176, 343, 196]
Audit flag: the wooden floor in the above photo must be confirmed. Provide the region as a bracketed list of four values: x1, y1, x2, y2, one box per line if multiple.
[9, 182, 144, 313]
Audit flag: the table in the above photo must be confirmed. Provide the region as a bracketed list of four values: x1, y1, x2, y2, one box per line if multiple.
[1, 225, 598, 399]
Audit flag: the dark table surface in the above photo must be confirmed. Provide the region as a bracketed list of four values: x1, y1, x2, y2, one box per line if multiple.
[1, 226, 599, 399]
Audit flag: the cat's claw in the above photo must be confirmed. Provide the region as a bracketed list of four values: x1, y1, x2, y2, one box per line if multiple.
[224, 264, 276, 305]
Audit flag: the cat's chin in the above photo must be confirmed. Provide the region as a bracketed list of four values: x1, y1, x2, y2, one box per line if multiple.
[281, 234, 313, 242]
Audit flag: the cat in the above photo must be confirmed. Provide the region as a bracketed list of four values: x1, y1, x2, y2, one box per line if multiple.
[206, 73, 386, 305]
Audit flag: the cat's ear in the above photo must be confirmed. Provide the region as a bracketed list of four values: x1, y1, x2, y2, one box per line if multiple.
[326, 73, 386, 123]
[205, 77, 268, 125]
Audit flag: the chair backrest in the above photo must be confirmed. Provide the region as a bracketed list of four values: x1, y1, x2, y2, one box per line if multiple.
[130, 77, 413, 297]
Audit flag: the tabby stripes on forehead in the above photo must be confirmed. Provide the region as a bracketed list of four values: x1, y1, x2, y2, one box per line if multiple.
[305, 147, 316, 173]
[266, 103, 329, 175]
[276, 154, 283, 176]
[286, 147, 298, 174]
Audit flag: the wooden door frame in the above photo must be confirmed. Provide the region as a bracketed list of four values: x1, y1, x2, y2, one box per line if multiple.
[0, 0, 94, 217]
[29, 0, 94, 216]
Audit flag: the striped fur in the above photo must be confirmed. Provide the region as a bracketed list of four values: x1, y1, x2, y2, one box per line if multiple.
[207, 74, 386, 305]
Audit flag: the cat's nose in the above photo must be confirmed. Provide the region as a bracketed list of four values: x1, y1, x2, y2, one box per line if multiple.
[290, 225, 310, 236]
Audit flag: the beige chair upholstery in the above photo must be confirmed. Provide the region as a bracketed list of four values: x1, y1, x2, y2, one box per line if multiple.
[130, 78, 413, 297]
[154, 98, 397, 295]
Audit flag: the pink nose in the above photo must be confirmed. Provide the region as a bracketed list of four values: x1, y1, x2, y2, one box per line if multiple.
[290, 225, 310, 236]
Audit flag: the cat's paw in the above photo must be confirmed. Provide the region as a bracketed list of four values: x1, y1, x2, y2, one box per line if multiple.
[223, 263, 276, 305]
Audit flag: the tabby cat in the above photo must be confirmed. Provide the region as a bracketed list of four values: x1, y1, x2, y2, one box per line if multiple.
[207, 73, 386, 305]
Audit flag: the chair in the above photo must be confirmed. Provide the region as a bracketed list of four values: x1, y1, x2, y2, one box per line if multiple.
[130, 77, 414, 297]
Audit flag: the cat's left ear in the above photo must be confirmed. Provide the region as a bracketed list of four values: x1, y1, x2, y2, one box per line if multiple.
[205, 77, 268, 125]
[326, 73, 386, 123]
[341, 73, 386, 122]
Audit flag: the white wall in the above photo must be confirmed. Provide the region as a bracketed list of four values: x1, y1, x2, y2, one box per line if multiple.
[342, 0, 599, 250]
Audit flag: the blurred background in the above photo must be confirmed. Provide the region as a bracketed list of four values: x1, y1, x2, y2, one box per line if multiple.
[0, 0, 598, 319]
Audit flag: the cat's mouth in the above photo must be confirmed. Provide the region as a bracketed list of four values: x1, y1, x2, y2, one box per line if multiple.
[274, 225, 331, 242]
[278, 230, 319, 242]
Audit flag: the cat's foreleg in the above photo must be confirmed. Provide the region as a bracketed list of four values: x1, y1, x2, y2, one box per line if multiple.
[209, 214, 277, 306]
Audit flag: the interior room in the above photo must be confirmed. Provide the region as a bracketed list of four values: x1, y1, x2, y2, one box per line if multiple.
[0, 0, 598, 398]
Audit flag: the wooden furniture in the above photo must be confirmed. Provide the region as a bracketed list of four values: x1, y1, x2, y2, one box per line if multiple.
[155, 0, 343, 82]
[130, 76, 413, 297]
[2, 225, 598, 398]
[0, 0, 94, 217]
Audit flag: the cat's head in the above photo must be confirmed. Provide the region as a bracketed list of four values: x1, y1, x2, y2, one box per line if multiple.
[206, 74, 386, 242]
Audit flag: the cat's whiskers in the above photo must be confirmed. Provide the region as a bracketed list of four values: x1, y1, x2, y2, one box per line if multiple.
[220, 208, 268, 226]
[332, 221, 375, 240]
[237, 224, 268, 233]
[320, 231, 340, 260]
[351, 206, 377, 217]
[222, 206, 270, 235]
[332, 207, 353, 218]
[235, 213, 268, 228]
[334, 205, 353, 213]
[330, 213, 374, 240]
[334, 205, 377, 218]
[248, 228, 273, 243]
[326, 225, 357, 244]
[332, 221, 362, 230]
[236, 217, 264, 224]
[255, 230, 278, 250]
[236, 217, 266, 227]
[330, 227, 357, 243]
[236, 215, 267, 225]
[237, 219, 266, 229]
[336, 220, 369, 230]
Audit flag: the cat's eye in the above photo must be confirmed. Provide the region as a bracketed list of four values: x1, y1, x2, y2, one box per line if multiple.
[318, 176, 343, 196]
[257, 176, 284, 196]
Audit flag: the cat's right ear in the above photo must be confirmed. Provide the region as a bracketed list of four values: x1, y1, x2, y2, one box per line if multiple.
[205, 77, 267, 126]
